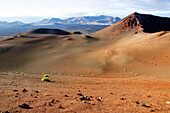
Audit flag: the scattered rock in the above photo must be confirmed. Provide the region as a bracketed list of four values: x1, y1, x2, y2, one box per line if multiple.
[147, 95, 151, 98]
[51, 99, 55, 103]
[96, 97, 102, 101]
[75, 93, 102, 103]
[136, 101, 140, 104]
[56, 100, 60, 102]
[120, 97, 126, 100]
[129, 100, 140, 104]
[155, 108, 162, 111]
[15, 93, 19, 97]
[44, 102, 47, 105]
[34, 90, 39, 93]
[78, 90, 81, 92]
[18, 103, 32, 109]
[149, 108, 155, 112]
[64, 94, 69, 97]
[77, 96, 86, 101]
[77, 92, 83, 96]
[58, 105, 64, 109]
[90, 96, 94, 98]
[76, 95, 95, 102]
[141, 103, 151, 108]
[13, 89, 18, 92]
[22, 89, 28, 92]
[3, 111, 9, 113]
[48, 102, 52, 106]
[96, 98, 101, 101]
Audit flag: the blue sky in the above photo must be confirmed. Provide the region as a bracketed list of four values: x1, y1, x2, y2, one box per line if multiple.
[0, 0, 169, 22]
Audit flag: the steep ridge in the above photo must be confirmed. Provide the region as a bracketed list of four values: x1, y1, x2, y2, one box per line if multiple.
[94, 12, 170, 39]
[133, 12, 170, 33]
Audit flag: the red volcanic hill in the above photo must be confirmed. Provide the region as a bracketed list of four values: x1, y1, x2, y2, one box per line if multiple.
[94, 12, 170, 38]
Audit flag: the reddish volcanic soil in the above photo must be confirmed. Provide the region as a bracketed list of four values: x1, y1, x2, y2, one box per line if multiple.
[0, 73, 170, 113]
[0, 13, 170, 112]
[0, 31, 170, 112]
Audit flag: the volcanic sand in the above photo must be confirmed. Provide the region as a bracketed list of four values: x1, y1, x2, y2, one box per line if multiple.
[0, 29, 170, 112]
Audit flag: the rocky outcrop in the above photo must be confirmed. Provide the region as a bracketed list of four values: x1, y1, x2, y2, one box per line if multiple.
[94, 12, 170, 38]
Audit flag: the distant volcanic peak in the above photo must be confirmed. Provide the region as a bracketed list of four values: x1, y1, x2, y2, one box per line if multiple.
[30, 28, 71, 35]
[123, 12, 152, 27]
[125, 12, 170, 33]
[124, 14, 141, 28]
[95, 12, 170, 38]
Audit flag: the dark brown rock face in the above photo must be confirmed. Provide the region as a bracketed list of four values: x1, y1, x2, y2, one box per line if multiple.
[127, 12, 170, 33]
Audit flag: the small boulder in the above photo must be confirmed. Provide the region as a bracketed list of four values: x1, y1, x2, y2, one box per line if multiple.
[51, 99, 55, 103]
[120, 97, 126, 100]
[58, 105, 64, 109]
[77, 92, 83, 96]
[64, 94, 69, 97]
[18, 103, 32, 109]
[13, 89, 18, 92]
[22, 88, 28, 92]
[34, 90, 39, 93]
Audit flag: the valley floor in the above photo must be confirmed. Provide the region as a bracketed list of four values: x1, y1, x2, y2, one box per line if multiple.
[0, 73, 169, 113]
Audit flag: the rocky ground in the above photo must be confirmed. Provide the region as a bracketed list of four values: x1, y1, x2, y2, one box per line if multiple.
[0, 13, 170, 113]
[0, 73, 169, 113]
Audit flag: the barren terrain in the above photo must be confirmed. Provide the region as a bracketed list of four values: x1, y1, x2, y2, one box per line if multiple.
[0, 13, 170, 112]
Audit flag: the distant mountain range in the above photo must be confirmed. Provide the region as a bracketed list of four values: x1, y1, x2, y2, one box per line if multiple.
[0, 21, 25, 27]
[0, 16, 46, 23]
[33, 15, 121, 25]
[0, 15, 121, 36]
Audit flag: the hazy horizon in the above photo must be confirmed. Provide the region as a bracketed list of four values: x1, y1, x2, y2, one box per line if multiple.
[0, 13, 170, 23]
[0, 0, 169, 23]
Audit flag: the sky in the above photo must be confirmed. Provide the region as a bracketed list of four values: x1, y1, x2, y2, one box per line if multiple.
[0, 0, 169, 22]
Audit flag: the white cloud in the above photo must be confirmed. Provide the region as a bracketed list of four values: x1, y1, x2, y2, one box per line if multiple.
[0, 0, 169, 18]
